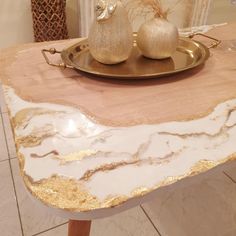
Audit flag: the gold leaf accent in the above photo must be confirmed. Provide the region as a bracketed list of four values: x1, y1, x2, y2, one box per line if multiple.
[13, 108, 64, 128]
[16, 125, 56, 147]
[55, 150, 98, 165]
[31, 150, 59, 158]
[131, 186, 150, 197]
[80, 160, 139, 181]
[189, 160, 216, 176]
[18, 150, 236, 212]
[103, 195, 128, 207]
[23, 174, 101, 211]
[23, 173, 130, 212]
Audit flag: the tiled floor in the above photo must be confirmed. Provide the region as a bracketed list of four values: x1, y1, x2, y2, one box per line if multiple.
[1, 85, 236, 236]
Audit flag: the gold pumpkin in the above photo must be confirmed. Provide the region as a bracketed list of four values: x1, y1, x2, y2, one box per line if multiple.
[88, 0, 133, 65]
[137, 17, 179, 59]
[125, 0, 179, 60]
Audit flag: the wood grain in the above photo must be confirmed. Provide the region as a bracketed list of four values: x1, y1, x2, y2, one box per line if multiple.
[0, 23, 236, 126]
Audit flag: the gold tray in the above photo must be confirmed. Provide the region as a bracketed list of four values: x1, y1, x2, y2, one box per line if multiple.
[42, 33, 221, 79]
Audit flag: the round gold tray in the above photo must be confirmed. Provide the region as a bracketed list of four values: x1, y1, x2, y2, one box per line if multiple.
[42, 33, 220, 79]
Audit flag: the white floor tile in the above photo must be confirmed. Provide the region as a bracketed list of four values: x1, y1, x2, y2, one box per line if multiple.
[11, 159, 67, 236]
[90, 207, 159, 236]
[0, 115, 8, 161]
[0, 160, 22, 236]
[142, 170, 236, 236]
[223, 160, 236, 183]
[2, 112, 17, 158]
[0, 84, 7, 113]
[37, 224, 68, 236]
[39, 207, 159, 236]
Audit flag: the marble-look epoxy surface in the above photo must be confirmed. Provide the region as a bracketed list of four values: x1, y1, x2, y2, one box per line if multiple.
[3, 84, 236, 218]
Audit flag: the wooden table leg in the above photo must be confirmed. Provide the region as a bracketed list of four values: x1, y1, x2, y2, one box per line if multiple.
[68, 220, 91, 236]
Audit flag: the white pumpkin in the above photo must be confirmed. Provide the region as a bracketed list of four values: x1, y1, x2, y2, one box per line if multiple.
[88, 0, 133, 65]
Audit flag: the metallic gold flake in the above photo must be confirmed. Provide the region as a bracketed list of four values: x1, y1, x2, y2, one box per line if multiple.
[18, 152, 236, 212]
[55, 150, 98, 165]
[15, 124, 56, 148]
[31, 150, 59, 158]
[189, 160, 216, 176]
[13, 108, 64, 128]
[131, 187, 150, 197]
[103, 195, 128, 207]
[23, 174, 101, 211]
[18, 152, 25, 172]
[79, 160, 139, 181]
[23, 173, 131, 212]
[14, 116, 236, 213]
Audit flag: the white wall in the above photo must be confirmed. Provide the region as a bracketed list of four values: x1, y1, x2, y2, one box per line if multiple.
[0, 0, 79, 49]
[0, 0, 235, 49]
[77, 0, 212, 35]
[208, 0, 236, 24]
[0, 0, 34, 49]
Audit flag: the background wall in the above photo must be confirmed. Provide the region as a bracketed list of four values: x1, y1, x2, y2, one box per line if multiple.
[0, 0, 34, 49]
[0, 0, 79, 49]
[208, 0, 236, 24]
[0, 0, 235, 49]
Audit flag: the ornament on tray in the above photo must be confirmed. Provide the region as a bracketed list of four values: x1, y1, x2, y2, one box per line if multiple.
[125, 0, 179, 59]
[88, 0, 133, 65]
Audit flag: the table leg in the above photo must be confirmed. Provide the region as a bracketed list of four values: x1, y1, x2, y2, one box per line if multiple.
[68, 220, 91, 236]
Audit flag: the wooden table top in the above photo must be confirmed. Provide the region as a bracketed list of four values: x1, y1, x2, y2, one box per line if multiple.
[0, 23, 236, 219]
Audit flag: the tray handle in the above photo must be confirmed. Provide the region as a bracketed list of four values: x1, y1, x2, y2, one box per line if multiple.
[41, 48, 73, 69]
[189, 33, 221, 49]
